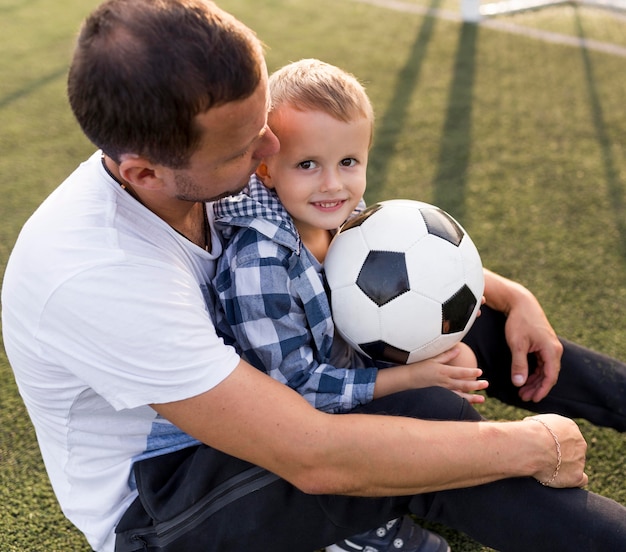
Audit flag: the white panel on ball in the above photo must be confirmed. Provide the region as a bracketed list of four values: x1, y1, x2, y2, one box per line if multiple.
[407, 333, 466, 363]
[359, 200, 429, 252]
[324, 226, 370, 290]
[459, 237, 485, 295]
[405, 236, 465, 302]
[330, 284, 383, 347]
[378, 292, 442, 352]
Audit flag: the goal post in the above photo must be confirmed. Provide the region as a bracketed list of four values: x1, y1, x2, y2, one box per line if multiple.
[461, 0, 626, 22]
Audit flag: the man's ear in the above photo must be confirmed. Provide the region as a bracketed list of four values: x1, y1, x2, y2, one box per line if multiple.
[255, 162, 274, 189]
[118, 155, 164, 190]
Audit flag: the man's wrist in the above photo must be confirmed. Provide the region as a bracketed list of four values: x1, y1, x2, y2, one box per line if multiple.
[520, 417, 565, 483]
[528, 418, 562, 485]
[484, 270, 533, 316]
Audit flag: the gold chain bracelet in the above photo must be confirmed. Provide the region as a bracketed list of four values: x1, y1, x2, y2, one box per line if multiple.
[530, 418, 562, 486]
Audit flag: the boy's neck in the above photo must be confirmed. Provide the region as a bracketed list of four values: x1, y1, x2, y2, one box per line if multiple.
[297, 225, 333, 263]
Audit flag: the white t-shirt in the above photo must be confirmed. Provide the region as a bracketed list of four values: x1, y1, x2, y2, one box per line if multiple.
[1, 151, 240, 551]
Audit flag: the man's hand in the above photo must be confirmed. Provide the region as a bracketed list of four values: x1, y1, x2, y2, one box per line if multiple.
[525, 414, 588, 488]
[505, 294, 563, 402]
[483, 269, 563, 402]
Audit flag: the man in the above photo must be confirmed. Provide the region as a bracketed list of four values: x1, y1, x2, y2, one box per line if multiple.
[2, 1, 626, 551]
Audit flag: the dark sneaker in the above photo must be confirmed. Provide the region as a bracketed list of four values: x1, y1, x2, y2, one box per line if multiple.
[326, 516, 450, 552]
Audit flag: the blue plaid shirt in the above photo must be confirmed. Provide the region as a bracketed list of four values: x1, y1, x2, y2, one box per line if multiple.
[213, 175, 377, 413]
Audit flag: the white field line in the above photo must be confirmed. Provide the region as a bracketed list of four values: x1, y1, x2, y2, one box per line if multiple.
[349, 0, 626, 58]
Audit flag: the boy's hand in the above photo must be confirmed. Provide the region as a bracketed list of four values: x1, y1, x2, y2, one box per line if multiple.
[406, 346, 489, 404]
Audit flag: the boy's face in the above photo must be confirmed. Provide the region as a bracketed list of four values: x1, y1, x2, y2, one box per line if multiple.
[261, 106, 370, 235]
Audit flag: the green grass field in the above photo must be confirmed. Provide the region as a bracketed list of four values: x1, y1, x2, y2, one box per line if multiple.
[1, 0, 625, 550]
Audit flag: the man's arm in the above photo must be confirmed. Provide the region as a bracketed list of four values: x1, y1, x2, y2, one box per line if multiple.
[152, 359, 587, 496]
[482, 269, 563, 402]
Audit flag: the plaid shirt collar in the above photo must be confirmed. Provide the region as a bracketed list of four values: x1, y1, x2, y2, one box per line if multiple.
[213, 175, 302, 254]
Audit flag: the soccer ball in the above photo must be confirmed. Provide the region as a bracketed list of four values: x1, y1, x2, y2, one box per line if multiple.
[324, 199, 484, 364]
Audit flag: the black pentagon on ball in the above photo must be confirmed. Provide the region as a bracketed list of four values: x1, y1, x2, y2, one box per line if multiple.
[442, 284, 478, 334]
[421, 207, 464, 246]
[338, 203, 383, 232]
[359, 341, 410, 364]
[357, 250, 410, 306]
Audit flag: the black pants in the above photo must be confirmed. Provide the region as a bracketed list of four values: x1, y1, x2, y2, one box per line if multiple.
[464, 305, 626, 431]
[115, 307, 626, 551]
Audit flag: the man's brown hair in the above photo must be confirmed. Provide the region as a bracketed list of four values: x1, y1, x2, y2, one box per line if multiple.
[68, 0, 264, 167]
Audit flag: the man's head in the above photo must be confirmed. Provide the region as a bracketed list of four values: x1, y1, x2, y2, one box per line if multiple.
[68, 0, 264, 169]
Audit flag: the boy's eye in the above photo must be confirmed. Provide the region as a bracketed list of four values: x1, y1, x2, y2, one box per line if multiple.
[340, 158, 357, 167]
[298, 160, 317, 170]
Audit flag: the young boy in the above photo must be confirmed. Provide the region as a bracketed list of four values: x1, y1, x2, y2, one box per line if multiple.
[213, 59, 486, 552]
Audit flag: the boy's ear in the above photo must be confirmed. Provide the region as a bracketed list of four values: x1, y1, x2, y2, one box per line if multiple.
[255, 162, 274, 189]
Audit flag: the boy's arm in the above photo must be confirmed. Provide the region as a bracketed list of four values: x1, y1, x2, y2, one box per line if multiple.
[215, 239, 378, 413]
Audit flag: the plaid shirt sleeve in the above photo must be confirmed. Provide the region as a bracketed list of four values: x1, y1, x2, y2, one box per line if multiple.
[214, 228, 377, 413]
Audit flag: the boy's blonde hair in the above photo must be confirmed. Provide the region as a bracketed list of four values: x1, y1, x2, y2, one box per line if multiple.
[269, 59, 374, 135]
